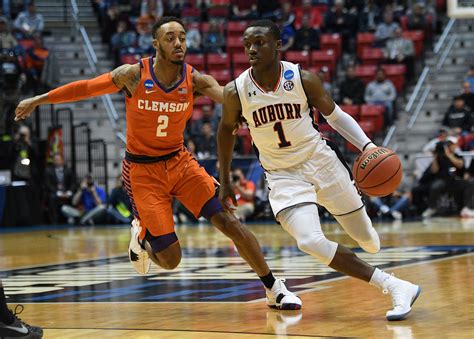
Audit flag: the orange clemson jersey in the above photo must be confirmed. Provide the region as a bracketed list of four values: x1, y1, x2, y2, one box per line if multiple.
[125, 56, 194, 157]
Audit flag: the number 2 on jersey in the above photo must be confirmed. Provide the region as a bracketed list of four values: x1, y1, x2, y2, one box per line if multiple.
[156, 115, 169, 137]
[273, 122, 292, 148]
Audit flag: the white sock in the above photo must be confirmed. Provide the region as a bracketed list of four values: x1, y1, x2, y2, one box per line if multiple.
[369, 268, 391, 289]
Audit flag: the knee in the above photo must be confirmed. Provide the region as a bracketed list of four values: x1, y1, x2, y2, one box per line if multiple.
[296, 233, 332, 262]
[214, 215, 247, 242]
[158, 255, 181, 270]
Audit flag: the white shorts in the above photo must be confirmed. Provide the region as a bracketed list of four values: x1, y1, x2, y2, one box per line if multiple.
[265, 140, 364, 220]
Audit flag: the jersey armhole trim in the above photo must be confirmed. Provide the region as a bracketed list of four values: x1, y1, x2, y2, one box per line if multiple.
[298, 64, 312, 109]
[233, 79, 243, 114]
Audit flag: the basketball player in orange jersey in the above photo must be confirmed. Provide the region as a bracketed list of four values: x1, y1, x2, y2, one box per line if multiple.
[14, 17, 301, 310]
[218, 20, 421, 320]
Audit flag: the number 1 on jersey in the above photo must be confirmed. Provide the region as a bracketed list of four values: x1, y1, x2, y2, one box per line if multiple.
[273, 122, 292, 148]
[156, 115, 169, 137]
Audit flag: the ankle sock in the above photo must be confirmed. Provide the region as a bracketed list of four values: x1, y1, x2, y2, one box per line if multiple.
[259, 271, 276, 289]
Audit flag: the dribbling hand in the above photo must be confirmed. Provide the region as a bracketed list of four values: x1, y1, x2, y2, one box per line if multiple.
[15, 97, 39, 121]
[218, 182, 237, 213]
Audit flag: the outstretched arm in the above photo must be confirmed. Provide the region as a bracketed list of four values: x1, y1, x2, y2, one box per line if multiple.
[301, 69, 376, 152]
[15, 63, 140, 121]
[217, 81, 242, 210]
[193, 69, 224, 104]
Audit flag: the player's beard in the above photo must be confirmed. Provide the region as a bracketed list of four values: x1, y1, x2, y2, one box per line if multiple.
[159, 45, 184, 65]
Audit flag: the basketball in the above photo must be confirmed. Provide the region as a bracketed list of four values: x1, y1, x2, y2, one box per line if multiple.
[352, 147, 403, 197]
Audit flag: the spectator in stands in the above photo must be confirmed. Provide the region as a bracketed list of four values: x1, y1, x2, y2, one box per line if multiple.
[61, 173, 107, 225]
[230, 0, 258, 21]
[339, 65, 365, 105]
[460, 160, 474, 217]
[294, 0, 322, 29]
[184, 21, 201, 54]
[358, 0, 382, 32]
[374, 10, 399, 47]
[101, 3, 119, 44]
[422, 128, 449, 154]
[185, 139, 197, 158]
[280, 1, 295, 27]
[324, 0, 357, 52]
[442, 96, 472, 132]
[294, 13, 320, 51]
[384, 27, 415, 82]
[370, 188, 410, 220]
[107, 175, 133, 224]
[192, 104, 218, 137]
[136, 14, 154, 55]
[460, 81, 474, 111]
[407, 3, 427, 31]
[195, 122, 216, 159]
[0, 16, 17, 50]
[466, 66, 474, 92]
[317, 66, 332, 95]
[25, 32, 48, 93]
[202, 20, 225, 54]
[13, 2, 43, 38]
[257, 0, 281, 20]
[44, 153, 74, 224]
[110, 20, 136, 67]
[0, 49, 23, 135]
[364, 68, 396, 125]
[11, 124, 39, 182]
[279, 18, 295, 52]
[419, 139, 465, 218]
[232, 167, 256, 222]
[140, 0, 164, 19]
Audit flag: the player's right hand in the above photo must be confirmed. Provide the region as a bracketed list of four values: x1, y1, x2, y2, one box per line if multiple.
[218, 182, 237, 213]
[15, 97, 39, 121]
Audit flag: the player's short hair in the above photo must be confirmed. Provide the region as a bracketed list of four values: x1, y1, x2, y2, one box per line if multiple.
[152, 16, 185, 39]
[245, 20, 281, 41]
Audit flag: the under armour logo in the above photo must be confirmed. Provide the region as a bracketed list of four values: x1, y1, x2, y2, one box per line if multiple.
[248, 91, 256, 97]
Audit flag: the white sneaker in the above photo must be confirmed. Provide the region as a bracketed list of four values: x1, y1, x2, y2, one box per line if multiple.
[391, 210, 402, 220]
[382, 274, 421, 321]
[422, 208, 436, 218]
[265, 278, 302, 310]
[460, 207, 474, 218]
[128, 219, 151, 275]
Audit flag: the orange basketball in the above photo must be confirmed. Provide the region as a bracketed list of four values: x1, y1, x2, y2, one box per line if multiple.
[352, 147, 403, 197]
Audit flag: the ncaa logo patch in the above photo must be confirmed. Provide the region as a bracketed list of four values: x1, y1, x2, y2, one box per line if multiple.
[144, 79, 154, 89]
[283, 81, 294, 91]
[284, 70, 294, 80]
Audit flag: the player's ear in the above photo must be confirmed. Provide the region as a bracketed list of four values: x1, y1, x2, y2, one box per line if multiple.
[275, 39, 282, 52]
[152, 38, 159, 50]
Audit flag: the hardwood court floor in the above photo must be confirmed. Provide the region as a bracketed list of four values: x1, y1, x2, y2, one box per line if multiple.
[0, 218, 473, 338]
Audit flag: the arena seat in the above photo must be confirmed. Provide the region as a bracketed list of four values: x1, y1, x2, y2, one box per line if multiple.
[360, 104, 385, 132]
[285, 50, 311, 69]
[207, 69, 231, 85]
[310, 50, 337, 77]
[402, 30, 424, 57]
[308, 66, 331, 82]
[360, 47, 384, 65]
[186, 53, 206, 70]
[227, 36, 244, 56]
[354, 65, 377, 85]
[381, 64, 406, 93]
[357, 32, 375, 58]
[206, 53, 231, 71]
[320, 34, 342, 58]
[339, 104, 360, 120]
[227, 21, 248, 38]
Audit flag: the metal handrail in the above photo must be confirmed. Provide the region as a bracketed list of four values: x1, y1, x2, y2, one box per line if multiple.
[70, 0, 124, 147]
[408, 85, 431, 130]
[433, 18, 456, 53]
[405, 66, 430, 113]
[382, 125, 396, 147]
[437, 34, 457, 70]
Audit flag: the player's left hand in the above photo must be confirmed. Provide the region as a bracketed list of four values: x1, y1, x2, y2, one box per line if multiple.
[218, 183, 237, 213]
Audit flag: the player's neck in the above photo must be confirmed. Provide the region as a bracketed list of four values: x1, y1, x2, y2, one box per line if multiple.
[152, 56, 183, 88]
[251, 62, 281, 92]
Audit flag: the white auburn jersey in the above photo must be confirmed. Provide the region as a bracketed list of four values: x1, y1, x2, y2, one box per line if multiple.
[235, 61, 323, 170]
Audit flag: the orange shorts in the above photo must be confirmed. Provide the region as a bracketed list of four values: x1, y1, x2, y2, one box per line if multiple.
[122, 148, 216, 239]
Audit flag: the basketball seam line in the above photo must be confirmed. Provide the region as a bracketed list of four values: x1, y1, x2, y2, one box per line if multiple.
[357, 153, 397, 183]
[359, 163, 401, 190]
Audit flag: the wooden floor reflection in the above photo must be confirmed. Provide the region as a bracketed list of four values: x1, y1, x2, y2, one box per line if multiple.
[0, 218, 473, 338]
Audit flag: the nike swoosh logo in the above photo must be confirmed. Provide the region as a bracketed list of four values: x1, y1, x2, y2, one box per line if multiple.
[4, 323, 29, 334]
[145, 89, 159, 94]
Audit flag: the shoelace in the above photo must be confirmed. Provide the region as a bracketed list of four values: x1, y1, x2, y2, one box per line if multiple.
[382, 273, 403, 308]
[9, 304, 24, 323]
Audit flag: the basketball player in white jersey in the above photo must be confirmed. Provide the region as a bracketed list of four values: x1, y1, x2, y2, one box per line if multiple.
[218, 20, 421, 321]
